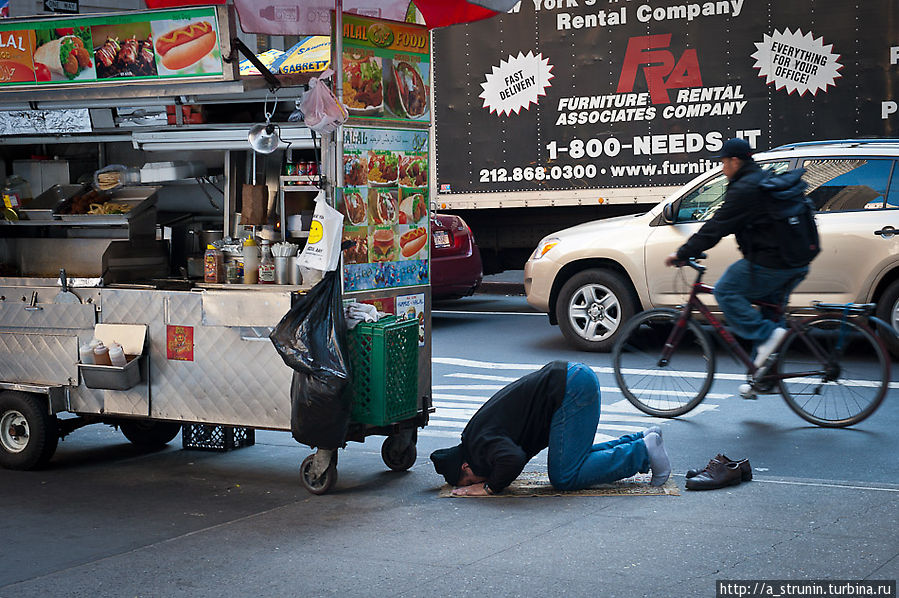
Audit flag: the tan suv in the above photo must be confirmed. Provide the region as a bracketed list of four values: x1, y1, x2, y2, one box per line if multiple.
[525, 140, 899, 352]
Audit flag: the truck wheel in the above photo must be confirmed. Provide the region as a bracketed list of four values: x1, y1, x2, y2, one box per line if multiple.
[120, 421, 181, 448]
[875, 279, 899, 358]
[556, 268, 637, 352]
[0, 391, 59, 470]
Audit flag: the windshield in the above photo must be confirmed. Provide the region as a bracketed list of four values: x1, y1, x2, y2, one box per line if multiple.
[674, 161, 790, 223]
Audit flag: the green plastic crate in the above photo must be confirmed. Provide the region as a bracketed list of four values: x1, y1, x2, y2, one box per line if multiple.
[348, 316, 419, 426]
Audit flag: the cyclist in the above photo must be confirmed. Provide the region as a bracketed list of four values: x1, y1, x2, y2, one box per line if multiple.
[664, 137, 810, 368]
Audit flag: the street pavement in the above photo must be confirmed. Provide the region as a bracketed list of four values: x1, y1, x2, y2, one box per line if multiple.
[0, 285, 896, 598]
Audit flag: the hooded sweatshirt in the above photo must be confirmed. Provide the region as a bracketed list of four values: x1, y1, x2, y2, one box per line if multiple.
[460, 361, 567, 492]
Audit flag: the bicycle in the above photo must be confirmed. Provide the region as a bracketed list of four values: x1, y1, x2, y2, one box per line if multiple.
[611, 257, 893, 427]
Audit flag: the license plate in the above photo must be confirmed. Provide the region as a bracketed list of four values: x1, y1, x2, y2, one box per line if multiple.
[433, 230, 451, 248]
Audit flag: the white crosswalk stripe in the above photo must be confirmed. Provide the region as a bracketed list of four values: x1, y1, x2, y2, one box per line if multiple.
[423, 357, 722, 442]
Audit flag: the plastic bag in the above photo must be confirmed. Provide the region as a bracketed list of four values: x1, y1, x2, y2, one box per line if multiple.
[297, 194, 344, 272]
[270, 271, 352, 448]
[299, 69, 348, 134]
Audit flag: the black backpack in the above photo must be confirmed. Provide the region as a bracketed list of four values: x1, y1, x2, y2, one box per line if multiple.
[758, 168, 820, 267]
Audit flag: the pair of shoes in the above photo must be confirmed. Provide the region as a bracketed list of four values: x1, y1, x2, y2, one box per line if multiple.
[753, 327, 787, 368]
[685, 454, 752, 491]
[686, 454, 752, 480]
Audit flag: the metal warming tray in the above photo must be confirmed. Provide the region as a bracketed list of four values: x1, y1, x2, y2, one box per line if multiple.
[55, 186, 159, 223]
[19, 184, 85, 220]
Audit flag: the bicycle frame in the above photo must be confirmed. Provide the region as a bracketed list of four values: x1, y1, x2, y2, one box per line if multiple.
[662, 274, 757, 372]
[662, 263, 837, 382]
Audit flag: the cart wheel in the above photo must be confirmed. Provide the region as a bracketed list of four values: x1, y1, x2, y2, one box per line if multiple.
[120, 421, 182, 448]
[300, 453, 338, 495]
[0, 391, 59, 471]
[381, 435, 417, 472]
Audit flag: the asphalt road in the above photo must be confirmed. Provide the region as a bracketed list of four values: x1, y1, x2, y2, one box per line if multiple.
[1, 291, 896, 598]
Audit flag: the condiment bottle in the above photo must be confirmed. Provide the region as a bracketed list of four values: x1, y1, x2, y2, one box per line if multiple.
[242, 236, 259, 284]
[258, 239, 275, 284]
[79, 342, 95, 365]
[204, 244, 224, 283]
[108, 342, 127, 367]
[93, 342, 112, 366]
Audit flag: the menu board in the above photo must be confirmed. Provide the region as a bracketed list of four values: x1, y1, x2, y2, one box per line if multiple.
[340, 126, 429, 293]
[0, 7, 223, 89]
[341, 14, 429, 124]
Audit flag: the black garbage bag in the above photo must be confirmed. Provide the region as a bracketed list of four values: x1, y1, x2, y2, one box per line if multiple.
[270, 270, 351, 449]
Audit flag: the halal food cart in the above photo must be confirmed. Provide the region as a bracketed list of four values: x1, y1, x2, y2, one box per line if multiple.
[0, 5, 435, 494]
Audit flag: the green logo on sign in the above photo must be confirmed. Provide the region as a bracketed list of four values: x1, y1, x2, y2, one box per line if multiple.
[367, 23, 394, 48]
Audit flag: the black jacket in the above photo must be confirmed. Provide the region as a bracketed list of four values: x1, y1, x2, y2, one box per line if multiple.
[676, 161, 788, 269]
[460, 361, 568, 492]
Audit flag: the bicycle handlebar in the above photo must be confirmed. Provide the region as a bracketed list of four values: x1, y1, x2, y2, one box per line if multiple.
[673, 253, 707, 272]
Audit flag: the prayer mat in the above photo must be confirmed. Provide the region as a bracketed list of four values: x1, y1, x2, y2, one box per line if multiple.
[438, 471, 680, 497]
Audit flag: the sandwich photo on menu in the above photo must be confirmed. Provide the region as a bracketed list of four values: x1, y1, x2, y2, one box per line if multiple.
[33, 26, 95, 82]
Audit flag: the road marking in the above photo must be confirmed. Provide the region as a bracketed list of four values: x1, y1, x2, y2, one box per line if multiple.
[606, 399, 720, 417]
[752, 479, 899, 493]
[433, 310, 545, 316]
[435, 383, 732, 401]
[445, 373, 520, 382]
[433, 402, 673, 424]
[425, 359, 724, 444]
[435, 356, 746, 381]
[420, 427, 617, 444]
[434, 356, 897, 387]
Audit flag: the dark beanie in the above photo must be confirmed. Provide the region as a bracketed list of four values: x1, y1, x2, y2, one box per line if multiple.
[430, 444, 463, 486]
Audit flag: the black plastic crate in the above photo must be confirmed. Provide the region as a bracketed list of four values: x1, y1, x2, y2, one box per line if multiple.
[182, 424, 255, 451]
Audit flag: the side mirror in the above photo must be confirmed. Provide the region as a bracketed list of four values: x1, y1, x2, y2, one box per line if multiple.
[662, 203, 676, 224]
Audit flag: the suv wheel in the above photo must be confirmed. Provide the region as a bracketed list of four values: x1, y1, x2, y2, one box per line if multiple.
[875, 279, 899, 358]
[556, 269, 637, 352]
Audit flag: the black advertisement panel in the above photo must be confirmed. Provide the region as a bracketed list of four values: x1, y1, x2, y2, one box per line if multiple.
[433, 0, 899, 193]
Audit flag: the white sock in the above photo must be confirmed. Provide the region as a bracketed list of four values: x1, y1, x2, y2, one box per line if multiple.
[643, 426, 662, 439]
[643, 432, 671, 487]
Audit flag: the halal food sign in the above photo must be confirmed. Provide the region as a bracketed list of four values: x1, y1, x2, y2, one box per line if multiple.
[341, 14, 430, 124]
[0, 7, 224, 89]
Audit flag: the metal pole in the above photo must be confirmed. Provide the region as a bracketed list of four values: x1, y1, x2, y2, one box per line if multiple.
[335, 0, 344, 191]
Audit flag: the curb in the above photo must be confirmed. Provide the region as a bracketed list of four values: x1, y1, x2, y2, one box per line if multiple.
[476, 281, 526, 296]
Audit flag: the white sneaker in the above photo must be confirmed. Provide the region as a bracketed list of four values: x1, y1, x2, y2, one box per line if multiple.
[753, 327, 787, 368]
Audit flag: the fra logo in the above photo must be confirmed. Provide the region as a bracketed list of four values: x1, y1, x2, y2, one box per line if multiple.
[617, 34, 702, 104]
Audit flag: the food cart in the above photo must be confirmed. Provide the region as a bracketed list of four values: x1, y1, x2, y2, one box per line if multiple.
[0, 5, 434, 494]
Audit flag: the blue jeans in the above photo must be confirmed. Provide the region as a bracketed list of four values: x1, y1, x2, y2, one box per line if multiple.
[547, 363, 650, 491]
[713, 259, 808, 344]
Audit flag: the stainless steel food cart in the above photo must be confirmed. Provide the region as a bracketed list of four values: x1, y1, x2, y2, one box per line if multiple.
[0, 6, 433, 492]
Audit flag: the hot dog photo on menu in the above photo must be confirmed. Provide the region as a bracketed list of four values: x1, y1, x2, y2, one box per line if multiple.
[150, 17, 221, 76]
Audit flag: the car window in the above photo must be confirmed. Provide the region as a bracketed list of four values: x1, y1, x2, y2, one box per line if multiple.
[675, 161, 790, 223]
[801, 159, 893, 212]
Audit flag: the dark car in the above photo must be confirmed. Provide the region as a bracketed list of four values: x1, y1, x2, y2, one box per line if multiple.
[431, 213, 482, 300]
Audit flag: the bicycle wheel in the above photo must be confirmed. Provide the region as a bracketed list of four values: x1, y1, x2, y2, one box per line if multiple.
[612, 308, 715, 417]
[777, 316, 890, 427]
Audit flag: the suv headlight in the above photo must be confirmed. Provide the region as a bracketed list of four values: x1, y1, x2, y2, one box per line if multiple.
[533, 237, 560, 260]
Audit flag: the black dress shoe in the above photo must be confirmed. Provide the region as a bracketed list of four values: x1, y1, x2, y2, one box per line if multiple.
[686, 455, 752, 481]
[685, 459, 744, 490]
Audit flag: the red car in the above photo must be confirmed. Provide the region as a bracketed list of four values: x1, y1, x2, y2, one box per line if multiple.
[430, 213, 482, 300]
